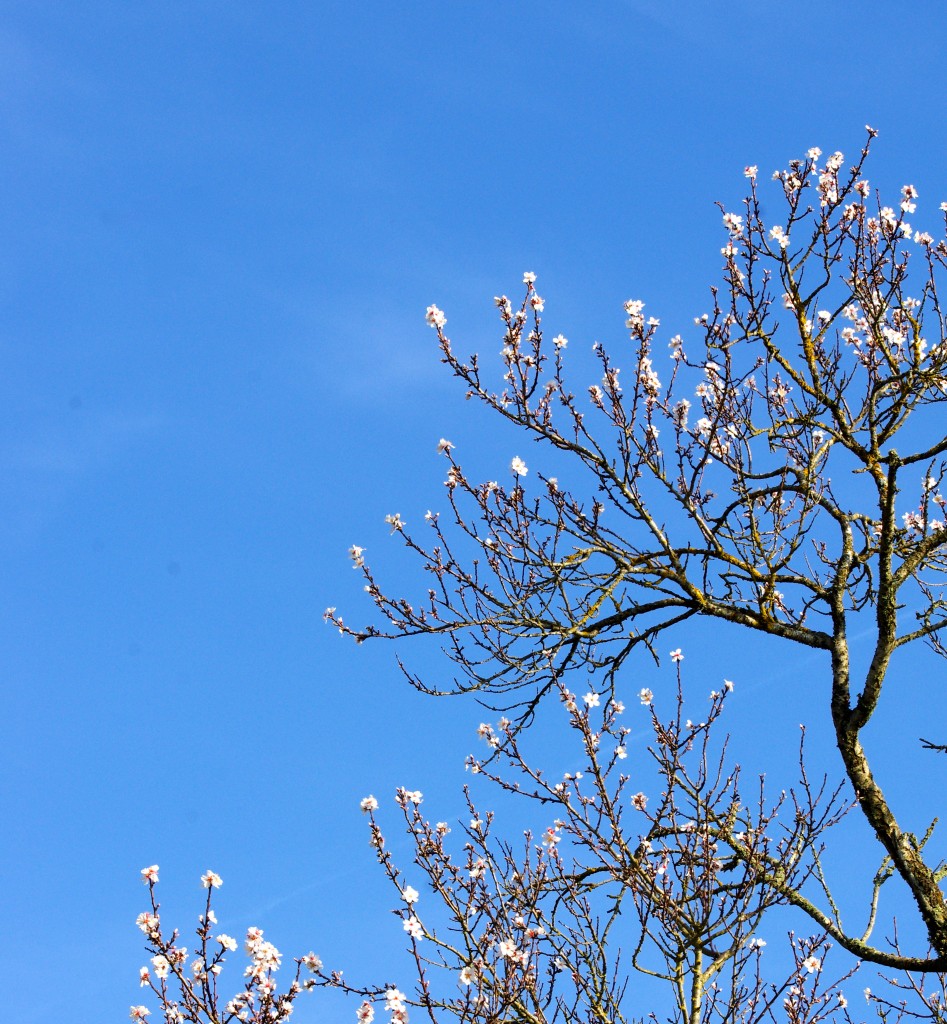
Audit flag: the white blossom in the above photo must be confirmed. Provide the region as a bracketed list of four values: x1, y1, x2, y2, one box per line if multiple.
[425, 305, 446, 329]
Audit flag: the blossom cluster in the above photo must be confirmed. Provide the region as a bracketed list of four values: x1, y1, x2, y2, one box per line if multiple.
[316, 133, 947, 1024]
[131, 868, 321, 1024]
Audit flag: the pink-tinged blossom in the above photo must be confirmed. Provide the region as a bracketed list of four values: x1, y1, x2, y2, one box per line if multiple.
[385, 513, 405, 533]
[552, 334, 568, 349]
[880, 206, 898, 233]
[476, 722, 495, 743]
[670, 648, 684, 663]
[139, 966, 150, 987]
[201, 870, 223, 889]
[425, 305, 446, 329]
[724, 679, 734, 692]
[523, 271, 536, 284]
[818, 168, 840, 206]
[217, 934, 238, 952]
[301, 952, 323, 972]
[632, 792, 648, 811]
[497, 939, 519, 959]
[151, 955, 170, 980]
[403, 916, 423, 940]
[385, 988, 407, 1013]
[637, 356, 660, 396]
[140, 864, 159, 885]
[541, 826, 561, 847]
[360, 794, 379, 812]
[349, 545, 366, 568]
[248, 937, 282, 974]
[904, 511, 923, 531]
[802, 956, 821, 973]
[530, 294, 545, 312]
[769, 225, 789, 249]
[672, 399, 690, 428]
[130, 1007, 151, 1021]
[459, 965, 477, 986]
[136, 911, 160, 935]
[639, 688, 653, 706]
[612, 699, 625, 713]
[510, 456, 528, 476]
[722, 212, 744, 234]
[401, 885, 420, 904]
[356, 1001, 376, 1023]
[436, 438, 453, 454]
[744, 165, 758, 178]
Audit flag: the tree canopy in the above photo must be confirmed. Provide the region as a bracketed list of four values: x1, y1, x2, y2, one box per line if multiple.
[138, 131, 947, 1024]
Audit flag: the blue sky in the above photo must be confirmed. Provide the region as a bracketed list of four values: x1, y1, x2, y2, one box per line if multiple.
[3, 2, 947, 1021]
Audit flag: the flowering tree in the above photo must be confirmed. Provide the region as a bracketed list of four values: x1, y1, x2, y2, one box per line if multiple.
[136, 131, 947, 1024]
[133, 684, 861, 1024]
[130, 868, 326, 1024]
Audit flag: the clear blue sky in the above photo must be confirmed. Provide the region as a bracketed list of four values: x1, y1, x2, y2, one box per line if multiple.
[3, 3, 946, 1022]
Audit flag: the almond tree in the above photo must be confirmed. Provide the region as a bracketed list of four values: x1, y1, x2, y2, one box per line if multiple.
[344, 674, 858, 1024]
[328, 128, 947, 979]
[135, 131, 947, 1024]
[132, 678, 860, 1024]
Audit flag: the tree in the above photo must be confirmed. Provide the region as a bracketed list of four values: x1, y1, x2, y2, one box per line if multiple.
[134, 130, 947, 1024]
